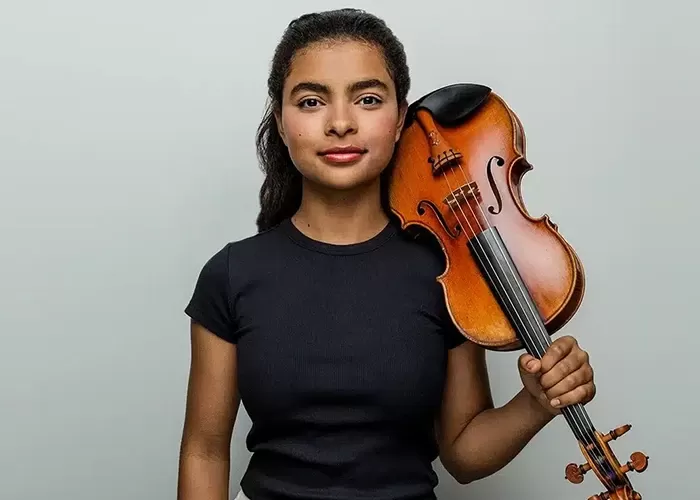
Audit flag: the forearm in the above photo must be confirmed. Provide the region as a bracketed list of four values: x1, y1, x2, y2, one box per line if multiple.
[177, 444, 230, 500]
[441, 388, 555, 484]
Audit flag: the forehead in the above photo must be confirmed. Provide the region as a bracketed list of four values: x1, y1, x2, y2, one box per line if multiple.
[285, 39, 394, 93]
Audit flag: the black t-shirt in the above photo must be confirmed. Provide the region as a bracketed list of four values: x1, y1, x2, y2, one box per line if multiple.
[185, 217, 467, 500]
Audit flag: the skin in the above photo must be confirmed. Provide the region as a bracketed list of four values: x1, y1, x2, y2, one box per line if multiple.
[177, 39, 596, 498]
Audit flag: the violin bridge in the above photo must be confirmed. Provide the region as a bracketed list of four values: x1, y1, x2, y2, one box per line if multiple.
[444, 181, 480, 209]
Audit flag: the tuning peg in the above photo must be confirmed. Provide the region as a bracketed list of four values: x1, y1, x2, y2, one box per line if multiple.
[620, 452, 649, 474]
[565, 461, 591, 484]
[602, 424, 631, 443]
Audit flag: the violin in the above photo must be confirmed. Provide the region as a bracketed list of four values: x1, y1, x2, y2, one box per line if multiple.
[388, 83, 648, 500]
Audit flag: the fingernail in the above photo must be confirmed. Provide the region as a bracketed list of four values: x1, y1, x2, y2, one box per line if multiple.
[527, 360, 537, 370]
[551, 398, 561, 407]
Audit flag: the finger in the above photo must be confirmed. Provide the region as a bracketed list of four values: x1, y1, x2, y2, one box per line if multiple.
[550, 382, 596, 409]
[519, 353, 541, 374]
[540, 336, 577, 373]
[540, 349, 589, 390]
[543, 364, 593, 400]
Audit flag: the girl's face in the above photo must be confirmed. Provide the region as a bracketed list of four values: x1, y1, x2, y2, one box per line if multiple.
[275, 39, 406, 193]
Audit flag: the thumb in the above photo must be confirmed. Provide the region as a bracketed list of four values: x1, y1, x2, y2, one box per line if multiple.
[519, 353, 541, 374]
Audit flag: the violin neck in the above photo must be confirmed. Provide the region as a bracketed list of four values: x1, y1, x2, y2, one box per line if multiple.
[468, 226, 597, 442]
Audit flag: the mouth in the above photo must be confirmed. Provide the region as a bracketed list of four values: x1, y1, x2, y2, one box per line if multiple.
[318, 145, 367, 164]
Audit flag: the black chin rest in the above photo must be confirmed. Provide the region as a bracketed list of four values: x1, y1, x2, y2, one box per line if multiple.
[404, 83, 491, 128]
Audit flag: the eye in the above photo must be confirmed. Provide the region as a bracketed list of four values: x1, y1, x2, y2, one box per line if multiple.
[358, 95, 382, 107]
[298, 97, 322, 108]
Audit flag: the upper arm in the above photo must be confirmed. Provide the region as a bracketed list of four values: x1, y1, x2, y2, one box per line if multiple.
[180, 243, 241, 457]
[436, 340, 494, 454]
[181, 321, 240, 457]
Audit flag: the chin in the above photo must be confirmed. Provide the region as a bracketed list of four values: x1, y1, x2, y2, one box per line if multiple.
[302, 156, 387, 192]
[317, 165, 385, 192]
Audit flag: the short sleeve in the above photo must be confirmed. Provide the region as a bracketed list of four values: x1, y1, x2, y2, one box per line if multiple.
[439, 300, 468, 349]
[184, 243, 239, 344]
[443, 322, 468, 349]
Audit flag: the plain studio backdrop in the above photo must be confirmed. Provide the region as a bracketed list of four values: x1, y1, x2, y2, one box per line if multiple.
[1, 1, 697, 498]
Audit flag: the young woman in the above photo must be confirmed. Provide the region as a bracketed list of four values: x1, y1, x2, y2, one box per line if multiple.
[178, 8, 596, 500]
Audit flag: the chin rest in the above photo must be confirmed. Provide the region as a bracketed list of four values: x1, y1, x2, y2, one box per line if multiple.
[404, 83, 492, 128]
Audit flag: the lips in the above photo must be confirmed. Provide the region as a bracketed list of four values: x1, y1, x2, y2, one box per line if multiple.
[318, 145, 367, 164]
[320, 145, 366, 155]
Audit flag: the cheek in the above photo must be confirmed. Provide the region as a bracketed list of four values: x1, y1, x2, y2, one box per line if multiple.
[283, 120, 318, 155]
[366, 116, 397, 162]
[365, 113, 401, 149]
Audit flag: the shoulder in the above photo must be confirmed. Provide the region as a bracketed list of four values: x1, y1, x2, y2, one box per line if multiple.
[199, 223, 287, 275]
[184, 224, 287, 343]
[390, 222, 448, 274]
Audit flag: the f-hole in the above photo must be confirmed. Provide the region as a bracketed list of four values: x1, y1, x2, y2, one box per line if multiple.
[487, 156, 505, 215]
[417, 200, 461, 239]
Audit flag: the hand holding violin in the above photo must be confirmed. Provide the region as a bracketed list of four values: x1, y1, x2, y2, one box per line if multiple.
[518, 335, 596, 416]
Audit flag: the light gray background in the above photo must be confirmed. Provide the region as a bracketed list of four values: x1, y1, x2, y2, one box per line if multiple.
[1, 1, 697, 499]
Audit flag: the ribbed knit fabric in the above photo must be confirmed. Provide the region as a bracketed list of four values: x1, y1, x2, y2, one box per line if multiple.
[185, 217, 466, 500]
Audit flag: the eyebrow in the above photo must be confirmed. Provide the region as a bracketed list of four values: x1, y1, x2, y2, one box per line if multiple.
[289, 78, 389, 97]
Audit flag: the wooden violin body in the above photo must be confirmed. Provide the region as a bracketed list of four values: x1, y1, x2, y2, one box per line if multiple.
[388, 83, 648, 499]
[390, 83, 583, 351]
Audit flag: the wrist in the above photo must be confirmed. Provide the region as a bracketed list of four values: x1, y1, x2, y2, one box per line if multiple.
[518, 387, 557, 425]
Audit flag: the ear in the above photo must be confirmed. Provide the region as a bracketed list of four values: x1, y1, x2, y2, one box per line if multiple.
[274, 109, 288, 146]
[395, 100, 408, 143]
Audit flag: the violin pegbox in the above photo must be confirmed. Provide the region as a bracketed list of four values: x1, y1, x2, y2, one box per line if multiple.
[565, 423, 648, 500]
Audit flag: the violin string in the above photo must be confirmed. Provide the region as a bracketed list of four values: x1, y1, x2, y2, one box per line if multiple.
[434, 156, 615, 481]
[458, 158, 617, 482]
[437, 168, 614, 482]
[448, 160, 607, 457]
[435, 168, 584, 434]
[450, 158, 610, 461]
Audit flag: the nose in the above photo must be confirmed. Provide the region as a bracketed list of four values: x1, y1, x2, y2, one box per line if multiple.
[325, 103, 357, 137]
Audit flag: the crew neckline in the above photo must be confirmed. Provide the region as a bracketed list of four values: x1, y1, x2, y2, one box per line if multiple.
[280, 217, 398, 255]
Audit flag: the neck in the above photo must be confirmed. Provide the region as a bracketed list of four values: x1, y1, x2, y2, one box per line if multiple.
[292, 177, 389, 245]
